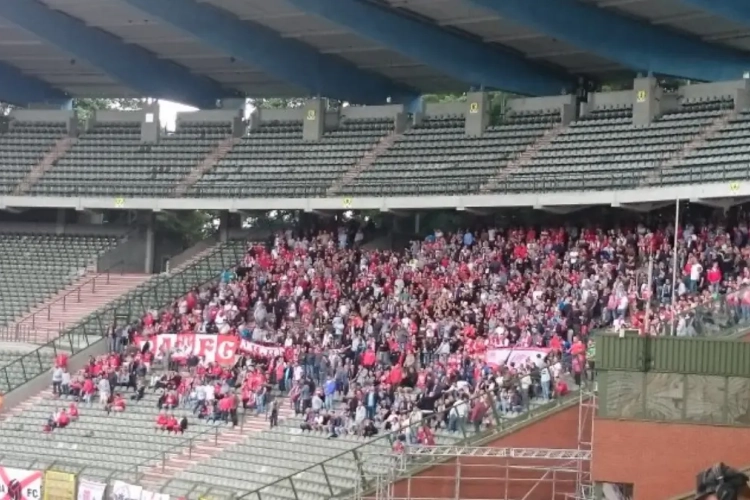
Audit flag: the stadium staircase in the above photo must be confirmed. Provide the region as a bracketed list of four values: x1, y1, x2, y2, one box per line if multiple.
[641, 109, 736, 186]
[139, 401, 296, 487]
[7, 272, 150, 344]
[11, 136, 77, 196]
[480, 124, 565, 193]
[173, 136, 242, 197]
[326, 132, 402, 196]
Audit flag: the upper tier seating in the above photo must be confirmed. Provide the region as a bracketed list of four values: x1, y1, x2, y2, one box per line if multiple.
[0, 121, 67, 194]
[663, 104, 750, 185]
[0, 233, 119, 327]
[345, 111, 560, 196]
[490, 97, 734, 193]
[30, 122, 232, 197]
[190, 117, 393, 198]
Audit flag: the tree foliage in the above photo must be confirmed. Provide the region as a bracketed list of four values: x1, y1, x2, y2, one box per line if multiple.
[72, 98, 149, 121]
[155, 210, 219, 248]
[422, 91, 513, 124]
[247, 98, 306, 110]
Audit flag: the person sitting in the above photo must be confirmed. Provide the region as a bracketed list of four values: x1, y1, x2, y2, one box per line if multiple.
[165, 414, 180, 434]
[68, 402, 79, 421]
[155, 411, 169, 431]
[55, 408, 70, 429]
[179, 416, 189, 434]
[112, 393, 126, 412]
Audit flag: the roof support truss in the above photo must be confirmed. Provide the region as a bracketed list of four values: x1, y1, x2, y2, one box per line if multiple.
[286, 0, 574, 96]
[0, 0, 238, 108]
[120, 0, 418, 104]
[466, 0, 750, 81]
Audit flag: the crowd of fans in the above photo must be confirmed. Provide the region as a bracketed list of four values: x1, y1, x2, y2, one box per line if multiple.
[69, 212, 748, 450]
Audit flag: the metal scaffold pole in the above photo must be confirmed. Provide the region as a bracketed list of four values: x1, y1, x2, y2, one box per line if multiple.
[576, 378, 598, 500]
[359, 445, 591, 500]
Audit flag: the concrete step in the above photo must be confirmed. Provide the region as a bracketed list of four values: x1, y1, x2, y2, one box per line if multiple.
[9, 273, 151, 343]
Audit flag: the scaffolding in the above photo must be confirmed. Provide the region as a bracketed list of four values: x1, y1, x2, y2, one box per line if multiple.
[574, 378, 598, 500]
[357, 445, 590, 500]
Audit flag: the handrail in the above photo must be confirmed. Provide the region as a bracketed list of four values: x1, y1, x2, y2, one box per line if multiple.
[0, 240, 246, 396]
[11, 259, 127, 338]
[666, 464, 750, 500]
[217, 375, 588, 500]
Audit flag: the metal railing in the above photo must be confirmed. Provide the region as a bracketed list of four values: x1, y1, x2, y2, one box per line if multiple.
[158, 379, 588, 500]
[10, 259, 127, 336]
[0, 240, 246, 396]
[0, 374, 584, 500]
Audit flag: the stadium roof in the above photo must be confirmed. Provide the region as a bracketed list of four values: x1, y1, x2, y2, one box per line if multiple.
[2, 0, 750, 108]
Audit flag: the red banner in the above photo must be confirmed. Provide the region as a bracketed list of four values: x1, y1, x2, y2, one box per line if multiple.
[134, 334, 284, 364]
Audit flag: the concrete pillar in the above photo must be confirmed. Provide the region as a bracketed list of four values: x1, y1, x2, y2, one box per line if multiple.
[231, 116, 245, 137]
[414, 213, 421, 235]
[248, 110, 261, 132]
[465, 91, 489, 136]
[66, 115, 78, 137]
[219, 211, 230, 243]
[394, 112, 409, 133]
[560, 103, 577, 125]
[325, 109, 340, 130]
[141, 102, 160, 143]
[632, 76, 662, 125]
[55, 209, 66, 235]
[144, 211, 155, 275]
[734, 80, 750, 111]
[303, 98, 325, 141]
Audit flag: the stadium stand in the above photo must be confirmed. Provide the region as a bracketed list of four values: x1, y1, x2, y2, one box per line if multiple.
[191, 117, 395, 198]
[489, 96, 737, 193]
[342, 110, 561, 196]
[0, 121, 68, 194]
[29, 120, 236, 198]
[0, 209, 740, 498]
[0, 233, 121, 328]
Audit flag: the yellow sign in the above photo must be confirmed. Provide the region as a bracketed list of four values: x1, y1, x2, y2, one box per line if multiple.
[306, 109, 316, 120]
[342, 197, 353, 209]
[636, 90, 647, 103]
[469, 102, 479, 114]
[113, 197, 124, 208]
[730, 181, 741, 193]
[43, 471, 76, 500]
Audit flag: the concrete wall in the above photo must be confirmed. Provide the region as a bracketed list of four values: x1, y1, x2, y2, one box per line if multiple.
[583, 90, 633, 110]
[594, 418, 750, 500]
[0, 222, 129, 236]
[680, 79, 748, 101]
[341, 104, 405, 120]
[508, 94, 577, 113]
[97, 233, 149, 273]
[0, 339, 108, 414]
[9, 109, 74, 123]
[93, 110, 144, 123]
[175, 109, 242, 125]
[424, 102, 465, 117]
[391, 404, 581, 500]
[258, 108, 305, 123]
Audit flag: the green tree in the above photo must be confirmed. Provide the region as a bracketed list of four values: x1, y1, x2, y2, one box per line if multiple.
[248, 98, 306, 109]
[155, 210, 218, 248]
[422, 91, 513, 124]
[72, 98, 149, 121]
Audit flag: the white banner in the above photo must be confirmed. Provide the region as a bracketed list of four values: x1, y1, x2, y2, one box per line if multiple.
[134, 334, 285, 364]
[140, 492, 169, 500]
[0, 466, 42, 500]
[109, 482, 141, 500]
[485, 348, 551, 367]
[77, 480, 106, 500]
